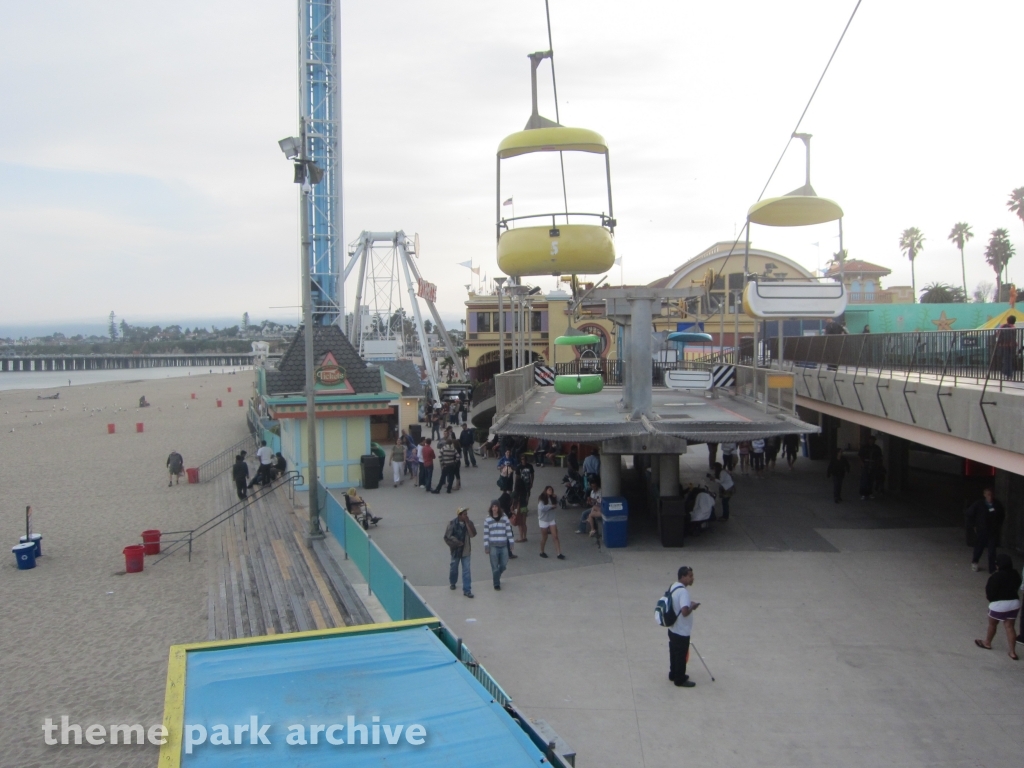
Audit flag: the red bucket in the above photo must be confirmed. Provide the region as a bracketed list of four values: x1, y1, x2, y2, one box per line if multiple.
[191, 393, 196, 399]
[227, 387, 232, 392]
[186, 467, 200, 484]
[136, 422, 144, 433]
[141, 529, 161, 555]
[107, 423, 115, 434]
[216, 399, 222, 408]
[237, 399, 244, 407]
[123, 544, 145, 573]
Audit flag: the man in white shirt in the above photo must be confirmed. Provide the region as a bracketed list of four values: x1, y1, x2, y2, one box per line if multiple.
[668, 566, 699, 688]
[249, 440, 275, 488]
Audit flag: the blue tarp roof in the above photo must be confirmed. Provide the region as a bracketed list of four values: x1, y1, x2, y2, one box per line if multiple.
[175, 625, 547, 767]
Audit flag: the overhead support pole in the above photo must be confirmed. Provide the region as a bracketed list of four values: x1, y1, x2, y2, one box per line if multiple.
[399, 249, 441, 407]
[402, 243, 466, 381]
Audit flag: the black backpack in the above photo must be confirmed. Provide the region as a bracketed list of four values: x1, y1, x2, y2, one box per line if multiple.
[655, 584, 684, 627]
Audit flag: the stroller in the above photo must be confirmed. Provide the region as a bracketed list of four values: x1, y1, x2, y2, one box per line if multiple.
[344, 489, 382, 530]
[559, 470, 588, 509]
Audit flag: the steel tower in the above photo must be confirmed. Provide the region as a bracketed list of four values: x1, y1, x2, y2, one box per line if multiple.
[299, 0, 343, 325]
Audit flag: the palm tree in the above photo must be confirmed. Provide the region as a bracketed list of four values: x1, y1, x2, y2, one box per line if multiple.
[947, 222, 973, 298]
[919, 282, 966, 304]
[1008, 187, 1024, 237]
[984, 228, 1015, 299]
[898, 227, 925, 302]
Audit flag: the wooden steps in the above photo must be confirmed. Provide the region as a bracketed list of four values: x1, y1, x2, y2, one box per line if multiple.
[207, 476, 369, 640]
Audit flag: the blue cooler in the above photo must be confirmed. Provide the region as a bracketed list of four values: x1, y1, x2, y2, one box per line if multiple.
[19, 533, 42, 557]
[601, 497, 629, 548]
[12, 542, 36, 570]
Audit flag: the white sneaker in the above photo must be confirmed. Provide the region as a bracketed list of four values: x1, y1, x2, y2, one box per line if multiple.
[971, 563, 979, 572]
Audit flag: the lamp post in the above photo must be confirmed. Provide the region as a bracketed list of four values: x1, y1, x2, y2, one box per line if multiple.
[279, 128, 324, 537]
[495, 277, 507, 372]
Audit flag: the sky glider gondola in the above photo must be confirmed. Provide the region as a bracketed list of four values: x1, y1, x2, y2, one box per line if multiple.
[496, 52, 616, 278]
[742, 134, 847, 320]
[553, 330, 604, 395]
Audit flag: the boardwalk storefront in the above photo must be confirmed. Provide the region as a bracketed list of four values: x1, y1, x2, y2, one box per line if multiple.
[255, 327, 395, 489]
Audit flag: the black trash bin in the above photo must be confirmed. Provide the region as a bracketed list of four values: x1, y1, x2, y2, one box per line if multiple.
[360, 455, 381, 489]
[658, 497, 687, 548]
[408, 424, 422, 442]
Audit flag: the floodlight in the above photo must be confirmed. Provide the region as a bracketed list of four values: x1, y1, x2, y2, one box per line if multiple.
[278, 136, 301, 159]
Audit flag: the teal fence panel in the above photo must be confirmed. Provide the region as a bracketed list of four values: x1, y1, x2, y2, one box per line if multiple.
[404, 582, 433, 620]
[344, 513, 370, 582]
[319, 483, 346, 550]
[368, 542, 404, 621]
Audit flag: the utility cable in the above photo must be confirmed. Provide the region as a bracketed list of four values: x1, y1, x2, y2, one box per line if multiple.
[544, 0, 571, 224]
[712, 0, 864, 286]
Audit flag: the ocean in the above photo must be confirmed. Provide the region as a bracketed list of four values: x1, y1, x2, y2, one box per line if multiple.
[0, 366, 252, 393]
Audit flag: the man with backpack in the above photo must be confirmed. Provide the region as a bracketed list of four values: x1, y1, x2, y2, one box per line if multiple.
[444, 507, 476, 598]
[657, 566, 699, 688]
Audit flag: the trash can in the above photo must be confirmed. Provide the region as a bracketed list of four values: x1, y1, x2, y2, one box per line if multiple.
[186, 467, 200, 484]
[360, 455, 381, 489]
[658, 497, 687, 547]
[123, 544, 145, 573]
[601, 497, 629, 548]
[19, 533, 42, 557]
[142, 529, 161, 555]
[12, 542, 36, 570]
[408, 424, 422, 442]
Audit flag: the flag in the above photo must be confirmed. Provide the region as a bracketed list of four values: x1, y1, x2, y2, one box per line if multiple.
[502, 197, 513, 206]
[471, 266, 481, 275]
[458, 260, 473, 269]
[614, 257, 623, 266]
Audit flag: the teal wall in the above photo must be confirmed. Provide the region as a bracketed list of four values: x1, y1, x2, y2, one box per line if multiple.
[846, 302, 1011, 333]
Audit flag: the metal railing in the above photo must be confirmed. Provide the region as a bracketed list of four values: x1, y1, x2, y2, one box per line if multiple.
[495, 363, 536, 414]
[554, 359, 692, 387]
[782, 328, 1021, 384]
[195, 433, 259, 483]
[152, 470, 303, 563]
[471, 377, 496, 407]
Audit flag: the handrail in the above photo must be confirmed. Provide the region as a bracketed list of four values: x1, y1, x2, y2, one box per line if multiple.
[152, 470, 304, 564]
[499, 211, 614, 232]
[195, 433, 259, 483]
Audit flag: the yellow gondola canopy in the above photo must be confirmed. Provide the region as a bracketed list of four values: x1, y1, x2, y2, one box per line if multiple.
[498, 126, 608, 159]
[747, 195, 843, 227]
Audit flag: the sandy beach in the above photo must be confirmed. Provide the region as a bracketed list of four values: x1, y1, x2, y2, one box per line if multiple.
[0, 372, 252, 767]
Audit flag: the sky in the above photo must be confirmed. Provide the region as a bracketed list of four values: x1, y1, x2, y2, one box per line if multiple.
[1, 0, 1022, 332]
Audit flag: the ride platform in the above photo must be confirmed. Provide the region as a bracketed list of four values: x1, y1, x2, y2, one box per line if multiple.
[491, 385, 816, 445]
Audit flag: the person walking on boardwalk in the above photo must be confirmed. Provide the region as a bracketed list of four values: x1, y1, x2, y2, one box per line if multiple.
[483, 500, 515, 590]
[782, 434, 800, 469]
[827, 449, 850, 503]
[667, 566, 699, 688]
[420, 438, 435, 492]
[967, 488, 1006, 574]
[974, 554, 1021, 660]
[432, 435, 460, 494]
[537, 486, 565, 560]
[231, 454, 249, 501]
[459, 424, 477, 468]
[709, 462, 734, 520]
[445, 507, 476, 598]
[166, 450, 184, 486]
[390, 438, 406, 488]
[512, 455, 534, 542]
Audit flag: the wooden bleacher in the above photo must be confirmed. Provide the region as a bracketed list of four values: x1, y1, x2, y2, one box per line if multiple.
[207, 475, 372, 640]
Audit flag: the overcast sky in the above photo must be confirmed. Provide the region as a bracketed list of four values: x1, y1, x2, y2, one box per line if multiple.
[2, 1, 1022, 330]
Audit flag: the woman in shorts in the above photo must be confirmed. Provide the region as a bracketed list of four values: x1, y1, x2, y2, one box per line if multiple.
[537, 486, 564, 560]
[975, 553, 1021, 660]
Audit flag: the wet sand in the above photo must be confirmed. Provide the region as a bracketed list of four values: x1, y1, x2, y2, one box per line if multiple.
[0, 372, 252, 767]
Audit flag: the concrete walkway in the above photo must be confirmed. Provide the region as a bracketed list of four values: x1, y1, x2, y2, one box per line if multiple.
[338, 451, 1023, 768]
